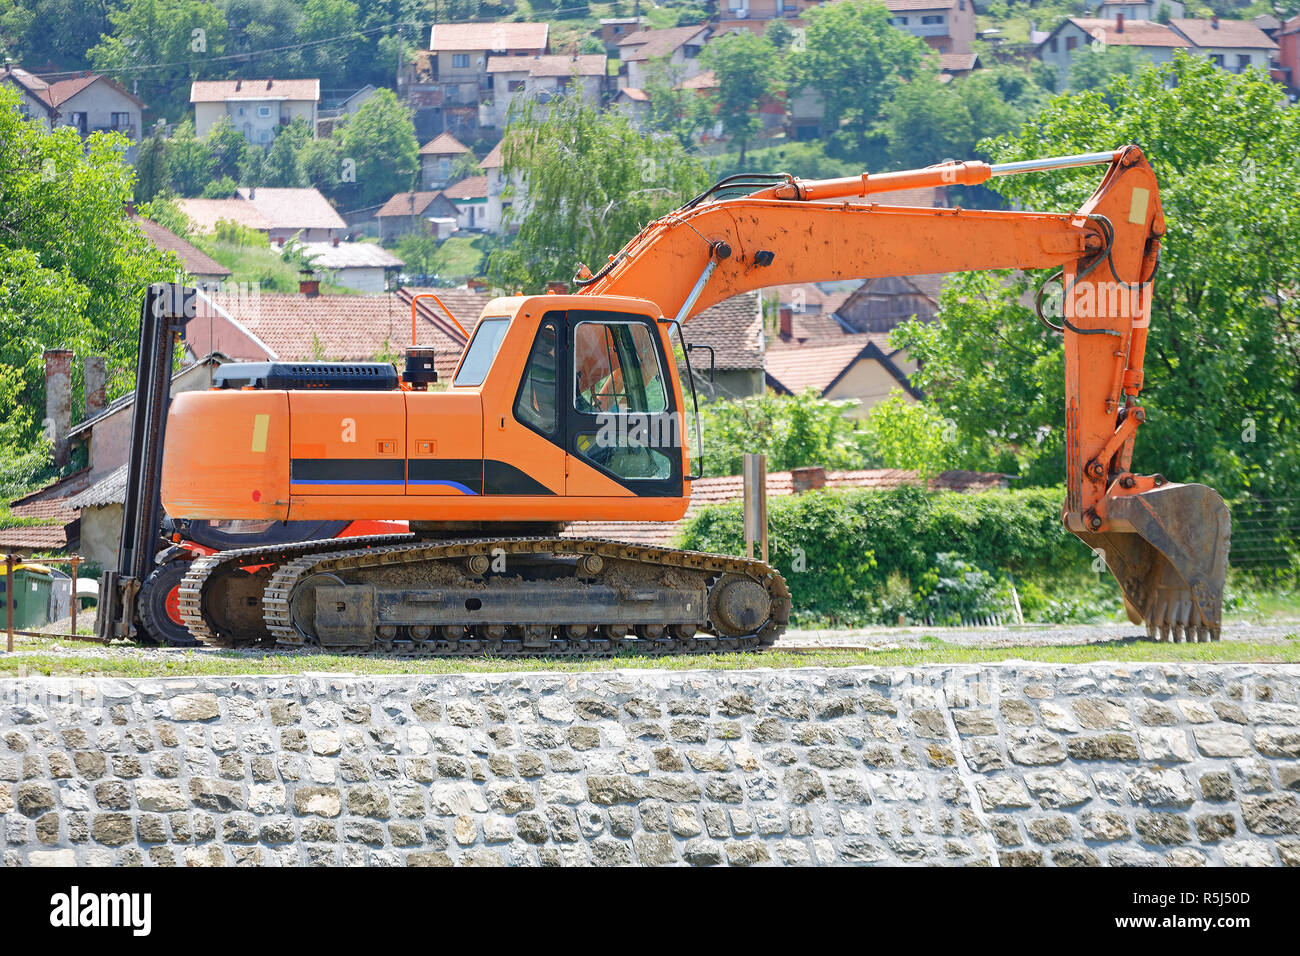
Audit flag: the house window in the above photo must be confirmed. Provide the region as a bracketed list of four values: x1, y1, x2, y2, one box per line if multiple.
[555, 78, 570, 91]
[110, 112, 132, 131]
[1065, 36, 1078, 51]
[68, 112, 88, 134]
[259, 128, 271, 143]
[1237, 54, 1251, 71]
[893, 16, 909, 25]
[452, 53, 470, 69]
[508, 79, 525, 92]
[258, 106, 271, 117]
[438, 158, 450, 179]
[921, 14, 944, 24]
[684, 44, 701, 57]
[1211, 54, 1225, 66]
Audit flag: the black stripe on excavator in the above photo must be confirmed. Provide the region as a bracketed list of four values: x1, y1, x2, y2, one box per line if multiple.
[484, 460, 556, 496]
[408, 458, 484, 495]
[290, 458, 405, 486]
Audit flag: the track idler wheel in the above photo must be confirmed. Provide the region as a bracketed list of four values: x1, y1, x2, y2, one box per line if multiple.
[708, 574, 772, 637]
[138, 561, 200, 647]
[1073, 482, 1231, 642]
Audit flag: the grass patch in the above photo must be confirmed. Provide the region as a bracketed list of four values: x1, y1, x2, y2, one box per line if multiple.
[192, 239, 354, 294]
[427, 235, 487, 279]
[2, 638, 1297, 679]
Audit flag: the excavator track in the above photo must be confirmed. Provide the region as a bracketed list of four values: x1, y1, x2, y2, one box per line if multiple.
[179, 535, 791, 656]
[176, 533, 414, 646]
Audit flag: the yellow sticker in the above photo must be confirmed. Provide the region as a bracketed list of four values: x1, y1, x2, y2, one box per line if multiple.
[1128, 186, 1150, 225]
[251, 413, 269, 453]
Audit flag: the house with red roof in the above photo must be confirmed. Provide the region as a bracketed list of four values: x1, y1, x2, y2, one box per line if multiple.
[618, 25, 711, 89]
[131, 215, 232, 290]
[1169, 16, 1278, 73]
[417, 22, 550, 138]
[419, 131, 471, 189]
[886, 0, 977, 55]
[1280, 13, 1300, 90]
[178, 187, 345, 243]
[1, 67, 144, 154]
[766, 336, 921, 416]
[482, 54, 608, 129]
[190, 78, 321, 145]
[376, 191, 461, 242]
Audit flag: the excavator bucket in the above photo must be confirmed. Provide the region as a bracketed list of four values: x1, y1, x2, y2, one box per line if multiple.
[1072, 483, 1232, 642]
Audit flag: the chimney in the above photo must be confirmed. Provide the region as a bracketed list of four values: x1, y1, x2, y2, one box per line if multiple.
[299, 278, 320, 297]
[546, 280, 568, 295]
[83, 355, 107, 421]
[778, 307, 793, 339]
[332, 236, 339, 247]
[266, 78, 273, 89]
[43, 349, 73, 465]
[466, 278, 488, 292]
[1212, 15, 1219, 28]
[791, 466, 827, 494]
[1116, 12, 1124, 32]
[235, 78, 242, 91]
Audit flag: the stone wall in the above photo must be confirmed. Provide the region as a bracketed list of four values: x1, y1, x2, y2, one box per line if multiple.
[1, 663, 1298, 867]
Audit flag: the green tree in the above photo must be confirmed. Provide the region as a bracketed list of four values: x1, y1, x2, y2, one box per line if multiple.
[641, 58, 708, 151]
[697, 391, 878, 477]
[700, 31, 782, 163]
[89, 0, 228, 120]
[0, 86, 177, 490]
[790, 0, 928, 153]
[298, 136, 344, 199]
[165, 119, 215, 197]
[264, 118, 313, 187]
[299, 0, 363, 89]
[204, 117, 251, 182]
[1068, 42, 1143, 91]
[336, 88, 419, 206]
[860, 390, 961, 477]
[487, 95, 708, 293]
[133, 131, 171, 203]
[891, 52, 1300, 503]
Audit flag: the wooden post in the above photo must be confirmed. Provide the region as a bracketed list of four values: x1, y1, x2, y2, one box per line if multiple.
[5, 554, 13, 653]
[743, 453, 768, 563]
[70, 554, 80, 638]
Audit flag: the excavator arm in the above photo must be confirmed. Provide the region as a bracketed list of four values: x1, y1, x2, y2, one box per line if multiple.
[580, 145, 1230, 641]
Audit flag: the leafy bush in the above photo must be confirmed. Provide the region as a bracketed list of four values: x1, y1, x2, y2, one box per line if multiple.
[678, 485, 1095, 626]
[698, 390, 878, 477]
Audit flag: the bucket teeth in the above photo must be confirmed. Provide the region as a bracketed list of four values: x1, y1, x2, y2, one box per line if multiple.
[1071, 482, 1230, 644]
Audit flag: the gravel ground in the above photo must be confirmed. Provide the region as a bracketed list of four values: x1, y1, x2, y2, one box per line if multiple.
[1, 615, 1295, 661]
[777, 619, 1299, 649]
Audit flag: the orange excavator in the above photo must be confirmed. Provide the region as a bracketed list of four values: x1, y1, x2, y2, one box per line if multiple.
[95, 144, 1229, 653]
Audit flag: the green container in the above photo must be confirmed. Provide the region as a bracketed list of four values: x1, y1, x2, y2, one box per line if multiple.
[1, 565, 54, 630]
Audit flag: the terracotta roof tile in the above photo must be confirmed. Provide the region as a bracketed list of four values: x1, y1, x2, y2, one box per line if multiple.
[480, 141, 505, 169]
[132, 216, 231, 278]
[376, 191, 445, 218]
[177, 198, 270, 233]
[682, 293, 763, 370]
[9, 499, 79, 523]
[64, 466, 128, 509]
[236, 188, 346, 231]
[194, 291, 486, 379]
[1169, 17, 1278, 49]
[618, 88, 650, 102]
[444, 176, 488, 200]
[765, 338, 895, 395]
[1059, 18, 1190, 47]
[487, 54, 607, 76]
[429, 22, 549, 52]
[419, 132, 470, 156]
[190, 78, 320, 102]
[618, 26, 710, 62]
[0, 525, 69, 550]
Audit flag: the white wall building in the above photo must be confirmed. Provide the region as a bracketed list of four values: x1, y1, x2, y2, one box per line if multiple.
[190, 78, 320, 145]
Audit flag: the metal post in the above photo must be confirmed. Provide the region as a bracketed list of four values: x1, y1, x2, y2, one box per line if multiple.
[5, 554, 13, 653]
[743, 453, 768, 563]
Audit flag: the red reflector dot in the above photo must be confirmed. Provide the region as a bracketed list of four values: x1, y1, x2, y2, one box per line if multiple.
[252, 490, 262, 502]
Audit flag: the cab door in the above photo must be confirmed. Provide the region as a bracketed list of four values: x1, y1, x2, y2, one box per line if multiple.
[479, 310, 567, 496]
[564, 309, 683, 498]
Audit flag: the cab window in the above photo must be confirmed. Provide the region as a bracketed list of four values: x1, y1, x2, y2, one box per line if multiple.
[572, 321, 668, 414]
[453, 317, 510, 386]
[514, 320, 558, 435]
